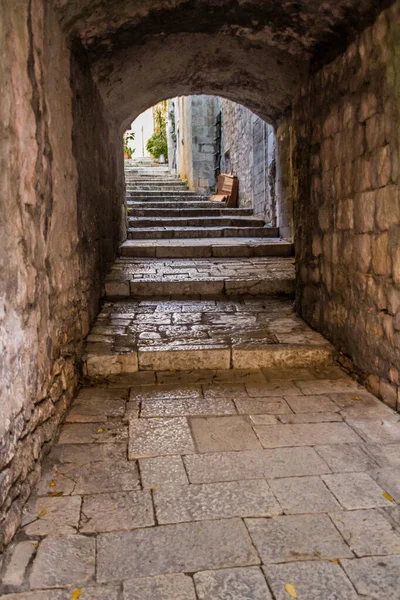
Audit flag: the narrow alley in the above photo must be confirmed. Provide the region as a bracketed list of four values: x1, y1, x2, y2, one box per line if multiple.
[1, 162, 400, 599]
[2, 0, 400, 597]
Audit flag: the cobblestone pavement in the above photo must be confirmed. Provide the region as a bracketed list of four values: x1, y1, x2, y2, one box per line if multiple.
[83, 298, 333, 375]
[105, 257, 295, 297]
[1, 365, 400, 598]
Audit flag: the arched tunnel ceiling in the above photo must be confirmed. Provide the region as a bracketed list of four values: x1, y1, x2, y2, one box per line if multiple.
[55, 0, 392, 125]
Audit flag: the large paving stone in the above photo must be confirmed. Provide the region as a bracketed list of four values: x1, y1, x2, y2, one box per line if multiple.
[22, 496, 81, 536]
[294, 379, 361, 395]
[345, 416, 400, 444]
[369, 466, 400, 502]
[129, 417, 195, 458]
[264, 560, 358, 600]
[123, 574, 197, 599]
[285, 394, 339, 413]
[330, 509, 400, 556]
[315, 443, 378, 472]
[366, 443, 400, 466]
[51, 443, 127, 464]
[0, 593, 69, 600]
[184, 447, 330, 483]
[80, 490, 154, 533]
[253, 422, 362, 448]
[233, 397, 292, 415]
[278, 412, 342, 423]
[30, 535, 95, 589]
[341, 556, 400, 599]
[38, 460, 140, 495]
[245, 514, 353, 563]
[194, 567, 272, 600]
[190, 416, 262, 452]
[269, 476, 341, 514]
[322, 472, 394, 509]
[130, 385, 202, 402]
[139, 455, 189, 488]
[58, 422, 127, 444]
[140, 396, 235, 417]
[97, 519, 260, 582]
[154, 479, 282, 524]
[66, 388, 128, 422]
[245, 381, 301, 397]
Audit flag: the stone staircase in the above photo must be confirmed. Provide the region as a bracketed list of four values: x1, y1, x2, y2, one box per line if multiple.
[82, 164, 335, 378]
[121, 164, 293, 257]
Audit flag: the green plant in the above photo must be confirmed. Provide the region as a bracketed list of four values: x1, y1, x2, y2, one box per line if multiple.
[123, 131, 135, 158]
[146, 107, 168, 159]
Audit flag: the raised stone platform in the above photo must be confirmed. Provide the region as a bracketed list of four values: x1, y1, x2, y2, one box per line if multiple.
[83, 297, 333, 376]
[105, 257, 295, 297]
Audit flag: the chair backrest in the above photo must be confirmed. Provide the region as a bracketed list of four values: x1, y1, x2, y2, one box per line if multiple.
[214, 174, 239, 207]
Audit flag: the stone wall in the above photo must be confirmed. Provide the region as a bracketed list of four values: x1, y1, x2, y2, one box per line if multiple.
[220, 100, 277, 225]
[173, 96, 217, 192]
[293, 1, 400, 410]
[0, 0, 122, 549]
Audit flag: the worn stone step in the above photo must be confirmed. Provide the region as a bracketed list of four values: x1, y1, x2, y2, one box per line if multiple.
[83, 297, 333, 377]
[127, 201, 226, 209]
[128, 207, 253, 217]
[127, 227, 279, 240]
[127, 185, 189, 191]
[119, 238, 294, 258]
[128, 216, 267, 228]
[105, 256, 295, 298]
[128, 196, 208, 203]
[127, 191, 207, 198]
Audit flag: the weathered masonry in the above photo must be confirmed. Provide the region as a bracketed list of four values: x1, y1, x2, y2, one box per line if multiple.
[1, 0, 400, 550]
[168, 96, 277, 226]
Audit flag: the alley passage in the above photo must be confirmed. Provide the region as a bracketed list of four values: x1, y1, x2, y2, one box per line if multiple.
[1, 164, 400, 599]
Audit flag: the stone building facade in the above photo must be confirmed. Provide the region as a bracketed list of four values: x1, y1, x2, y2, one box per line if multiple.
[168, 96, 277, 226]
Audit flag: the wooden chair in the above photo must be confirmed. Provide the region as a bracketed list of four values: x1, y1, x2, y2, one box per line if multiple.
[209, 173, 239, 207]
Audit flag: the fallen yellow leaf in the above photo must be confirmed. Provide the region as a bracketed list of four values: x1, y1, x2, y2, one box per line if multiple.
[329, 559, 340, 564]
[285, 583, 297, 598]
[383, 491, 395, 503]
[48, 491, 63, 497]
[37, 509, 47, 518]
[97, 428, 104, 433]
[49, 480, 56, 487]
[71, 589, 81, 600]
[353, 396, 360, 401]
[32, 542, 39, 548]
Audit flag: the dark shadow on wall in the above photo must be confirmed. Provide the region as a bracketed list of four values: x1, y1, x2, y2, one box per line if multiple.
[70, 40, 125, 331]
